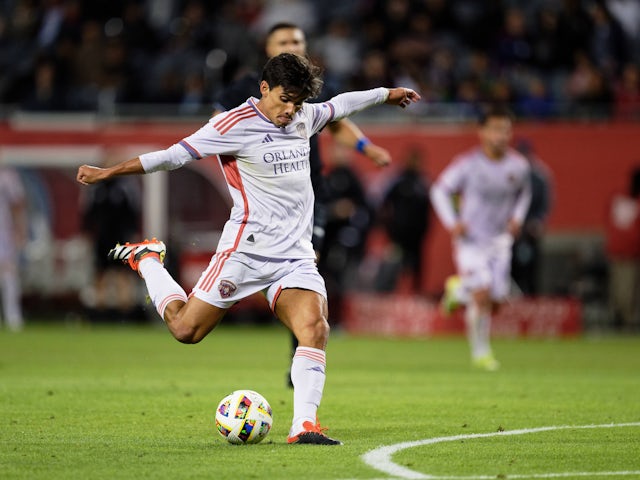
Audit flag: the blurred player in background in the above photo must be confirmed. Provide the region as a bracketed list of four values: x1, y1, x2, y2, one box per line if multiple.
[80, 149, 142, 319]
[0, 167, 28, 331]
[605, 166, 640, 331]
[430, 105, 531, 371]
[213, 22, 392, 386]
[77, 53, 420, 444]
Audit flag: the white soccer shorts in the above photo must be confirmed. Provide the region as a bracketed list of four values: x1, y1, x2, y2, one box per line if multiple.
[190, 251, 327, 310]
[453, 233, 513, 301]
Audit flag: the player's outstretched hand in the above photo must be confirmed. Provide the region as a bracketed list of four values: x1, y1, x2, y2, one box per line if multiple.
[77, 165, 107, 185]
[386, 88, 421, 108]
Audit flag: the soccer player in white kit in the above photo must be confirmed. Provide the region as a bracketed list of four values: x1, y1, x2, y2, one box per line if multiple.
[430, 105, 531, 371]
[0, 168, 27, 331]
[77, 53, 420, 444]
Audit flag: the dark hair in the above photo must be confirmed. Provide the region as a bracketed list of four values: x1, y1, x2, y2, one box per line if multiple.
[478, 103, 515, 125]
[266, 22, 302, 38]
[261, 53, 323, 100]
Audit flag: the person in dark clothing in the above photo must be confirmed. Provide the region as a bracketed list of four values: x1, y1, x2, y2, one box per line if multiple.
[376, 148, 431, 292]
[511, 139, 553, 295]
[319, 148, 375, 323]
[81, 150, 141, 316]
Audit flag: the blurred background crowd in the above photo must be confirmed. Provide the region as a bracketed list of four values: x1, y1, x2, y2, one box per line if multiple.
[1, 0, 640, 120]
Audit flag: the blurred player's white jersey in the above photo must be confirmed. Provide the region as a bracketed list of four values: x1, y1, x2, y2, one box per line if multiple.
[431, 147, 531, 243]
[139, 88, 387, 260]
[0, 168, 25, 262]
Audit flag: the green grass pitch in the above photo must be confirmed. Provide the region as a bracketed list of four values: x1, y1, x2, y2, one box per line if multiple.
[1, 322, 638, 479]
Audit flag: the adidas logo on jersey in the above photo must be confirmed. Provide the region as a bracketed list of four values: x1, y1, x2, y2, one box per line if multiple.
[262, 134, 274, 143]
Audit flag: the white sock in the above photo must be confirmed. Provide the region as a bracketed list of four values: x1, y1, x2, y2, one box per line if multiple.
[1, 266, 23, 330]
[138, 257, 187, 319]
[465, 302, 492, 359]
[289, 346, 326, 436]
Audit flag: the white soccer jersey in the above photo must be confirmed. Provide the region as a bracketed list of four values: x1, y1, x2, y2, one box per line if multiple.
[431, 147, 532, 243]
[140, 88, 388, 259]
[0, 168, 25, 261]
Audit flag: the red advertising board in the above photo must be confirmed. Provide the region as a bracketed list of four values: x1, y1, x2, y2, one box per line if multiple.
[342, 293, 582, 337]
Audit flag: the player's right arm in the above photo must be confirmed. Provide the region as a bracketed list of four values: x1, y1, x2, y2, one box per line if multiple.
[77, 157, 145, 185]
[77, 117, 243, 186]
[76, 142, 192, 185]
[430, 157, 467, 238]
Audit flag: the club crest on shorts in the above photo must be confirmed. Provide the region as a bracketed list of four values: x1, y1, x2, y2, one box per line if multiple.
[218, 279, 237, 298]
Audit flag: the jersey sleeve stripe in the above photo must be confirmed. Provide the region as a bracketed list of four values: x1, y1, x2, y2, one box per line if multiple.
[324, 102, 336, 122]
[213, 106, 253, 132]
[216, 111, 257, 135]
[213, 105, 251, 130]
[179, 140, 203, 160]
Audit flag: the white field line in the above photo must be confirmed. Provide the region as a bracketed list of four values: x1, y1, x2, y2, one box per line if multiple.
[359, 422, 640, 480]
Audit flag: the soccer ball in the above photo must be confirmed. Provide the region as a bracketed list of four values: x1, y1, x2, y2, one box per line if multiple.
[215, 390, 273, 444]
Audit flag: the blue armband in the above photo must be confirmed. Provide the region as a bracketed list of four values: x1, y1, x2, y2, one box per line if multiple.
[355, 137, 371, 153]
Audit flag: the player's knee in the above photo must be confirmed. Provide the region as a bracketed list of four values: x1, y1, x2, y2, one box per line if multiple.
[173, 328, 202, 344]
[473, 289, 492, 308]
[297, 315, 329, 348]
[165, 311, 203, 344]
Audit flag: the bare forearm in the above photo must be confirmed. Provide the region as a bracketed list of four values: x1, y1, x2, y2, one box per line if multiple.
[328, 119, 392, 167]
[77, 157, 145, 185]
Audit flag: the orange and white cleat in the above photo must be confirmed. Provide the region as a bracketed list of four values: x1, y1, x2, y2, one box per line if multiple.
[287, 420, 342, 445]
[108, 238, 166, 273]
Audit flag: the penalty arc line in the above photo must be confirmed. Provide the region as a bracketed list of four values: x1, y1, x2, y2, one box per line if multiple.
[360, 422, 640, 480]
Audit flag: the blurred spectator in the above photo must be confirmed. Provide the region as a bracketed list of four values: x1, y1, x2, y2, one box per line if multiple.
[313, 18, 360, 88]
[451, 0, 503, 51]
[530, 6, 563, 72]
[587, 0, 629, 78]
[517, 75, 555, 119]
[390, 11, 433, 71]
[614, 62, 640, 120]
[254, 0, 318, 36]
[420, 0, 455, 34]
[349, 50, 393, 91]
[0, 167, 27, 331]
[566, 51, 613, 118]
[494, 7, 533, 68]
[557, 0, 592, 68]
[70, 20, 104, 108]
[425, 46, 456, 102]
[21, 57, 67, 111]
[375, 148, 431, 293]
[606, 0, 640, 62]
[605, 167, 640, 331]
[80, 150, 141, 319]
[512, 139, 553, 296]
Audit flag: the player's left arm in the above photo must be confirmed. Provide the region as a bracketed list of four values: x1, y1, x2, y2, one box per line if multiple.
[326, 119, 391, 167]
[328, 87, 420, 120]
[508, 169, 533, 236]
[8, 174, 28, 248]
